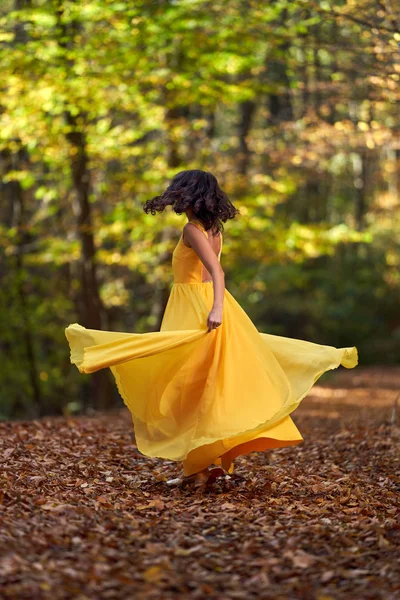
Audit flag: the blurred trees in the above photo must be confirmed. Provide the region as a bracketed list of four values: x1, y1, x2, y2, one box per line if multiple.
[0, 0, 399, 418]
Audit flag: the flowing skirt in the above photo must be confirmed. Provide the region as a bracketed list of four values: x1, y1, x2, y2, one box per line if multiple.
[65, 282, 358, 475]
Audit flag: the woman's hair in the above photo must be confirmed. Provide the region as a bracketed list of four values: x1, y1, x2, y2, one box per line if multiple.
[143, 169, 239, 233]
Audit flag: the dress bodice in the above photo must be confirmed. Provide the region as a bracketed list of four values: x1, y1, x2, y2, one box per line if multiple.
[172, 220, 222, 284]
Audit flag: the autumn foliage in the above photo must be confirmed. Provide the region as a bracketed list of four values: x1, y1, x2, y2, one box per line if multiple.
[1, 0, 400, 417]
[1, 367, 399, 599]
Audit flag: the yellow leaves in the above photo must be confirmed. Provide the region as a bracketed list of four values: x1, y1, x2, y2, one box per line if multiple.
[334, 120, 355, 132]
[111, 252, 122, 264]
[386, 251, 400, 266]
[173, 545, 203, 557]
[254, 280, 266, 291]
[95, 117, 112, 135]
[100, 279, 129, 308]
[2, 170, 35, 189]
[253, 173, 273, 185]
[24, 11, 57, 28]
[212, 53, 249, 75]
[39, 582, 52, 591]
[166, 75, 192, 91]
[366, 137, 375, 149]
[0, 33, 14, 43]
[357, 121, 369, 131]
[192, 117, 209, 131]
[281, 222, 370, 262]
[143, 564, 168, 583]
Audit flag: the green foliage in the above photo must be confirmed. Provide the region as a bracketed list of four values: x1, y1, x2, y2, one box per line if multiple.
[0, 0, 399, 417]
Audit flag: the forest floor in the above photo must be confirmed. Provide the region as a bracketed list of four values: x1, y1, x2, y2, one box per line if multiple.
[1, 366, 399, 600]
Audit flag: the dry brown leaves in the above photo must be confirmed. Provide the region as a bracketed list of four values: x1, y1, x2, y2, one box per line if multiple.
[0, 367, 399, 599]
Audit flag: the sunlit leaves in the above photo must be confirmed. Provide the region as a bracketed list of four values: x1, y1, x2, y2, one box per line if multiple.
[1, 0, 400, 416]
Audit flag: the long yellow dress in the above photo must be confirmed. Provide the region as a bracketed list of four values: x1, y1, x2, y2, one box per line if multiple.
[65, 220, 358, 476]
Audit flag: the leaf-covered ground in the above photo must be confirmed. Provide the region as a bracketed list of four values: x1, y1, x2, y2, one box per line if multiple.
[1, 367, 399, 600]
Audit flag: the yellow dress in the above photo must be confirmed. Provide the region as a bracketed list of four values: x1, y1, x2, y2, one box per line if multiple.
[65, 220, 358, 476]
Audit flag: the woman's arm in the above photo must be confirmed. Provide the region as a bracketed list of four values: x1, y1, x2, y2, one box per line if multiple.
[183, 223, 225, 332]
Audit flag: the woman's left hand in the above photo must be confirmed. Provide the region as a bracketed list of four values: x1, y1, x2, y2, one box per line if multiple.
[207, 306, 223, 332]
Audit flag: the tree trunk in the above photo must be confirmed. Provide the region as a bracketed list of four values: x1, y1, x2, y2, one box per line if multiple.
[8, 149, 42, 417]
[55, 1, 114, 411]
[148, 230, 174, 331]
[354, 151, 368, 231]
[2, 0, 42, 417]
[65, 111, 115, 410]
[238, 100, 256, 175]
[313, 35, 321, 117]
[267, 8, 293, 126]
[165, 105, 190, 168]
[66, 121, 102, 330]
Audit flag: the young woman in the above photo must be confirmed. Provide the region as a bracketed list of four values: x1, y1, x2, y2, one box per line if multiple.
[65, 170, 358, 486]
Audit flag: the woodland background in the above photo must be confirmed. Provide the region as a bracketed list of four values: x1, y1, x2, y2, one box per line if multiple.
[1, 0, 399, 418]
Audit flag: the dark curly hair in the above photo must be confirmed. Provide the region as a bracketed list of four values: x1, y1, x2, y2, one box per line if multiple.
[143, 170, 239, 233]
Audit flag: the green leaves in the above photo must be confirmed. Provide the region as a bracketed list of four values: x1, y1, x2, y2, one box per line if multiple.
[0, 0, 399, 416]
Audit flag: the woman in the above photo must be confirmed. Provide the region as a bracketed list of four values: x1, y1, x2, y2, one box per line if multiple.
[65, 170, 358, 486]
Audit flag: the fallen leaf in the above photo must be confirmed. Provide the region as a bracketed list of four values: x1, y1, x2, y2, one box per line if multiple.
[137, 499, 165, 511]
[143, 565, 165, 583]
[320, 570, 335, 583]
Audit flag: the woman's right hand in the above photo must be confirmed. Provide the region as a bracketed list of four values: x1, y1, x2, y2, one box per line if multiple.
[207, 306, 223, 332]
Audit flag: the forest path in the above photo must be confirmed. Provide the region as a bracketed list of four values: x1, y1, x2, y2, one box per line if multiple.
[1, 367, 399, 599]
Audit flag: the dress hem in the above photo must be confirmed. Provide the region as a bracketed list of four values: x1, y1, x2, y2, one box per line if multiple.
[113, 344, 358, 465]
